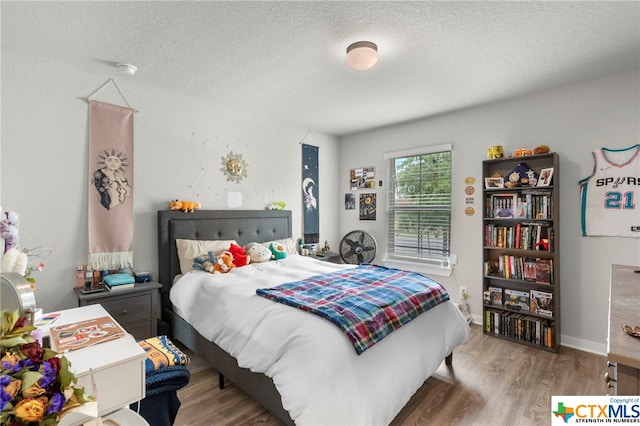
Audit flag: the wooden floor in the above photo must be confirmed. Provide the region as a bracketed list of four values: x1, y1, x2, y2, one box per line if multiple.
[175, 324, 606, 425]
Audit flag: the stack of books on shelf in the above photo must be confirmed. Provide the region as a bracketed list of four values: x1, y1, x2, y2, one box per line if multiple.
[104, 273, 135, 292]
[484, 308, 555, 348]
[483, 256, 554, 284]
[484, 190, 553, 220]
[484, 222, 554, 251]
[484, 287, 554, 317]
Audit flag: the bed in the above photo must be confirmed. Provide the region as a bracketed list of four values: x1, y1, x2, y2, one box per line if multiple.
[157, 209, 469, 425]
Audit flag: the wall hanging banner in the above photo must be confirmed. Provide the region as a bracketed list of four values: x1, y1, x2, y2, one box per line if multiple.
[302, 143, 319, 244]
[88, 100, 135, 269]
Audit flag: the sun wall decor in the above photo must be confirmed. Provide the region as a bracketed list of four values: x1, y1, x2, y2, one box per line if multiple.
[220, 151, 248, 183]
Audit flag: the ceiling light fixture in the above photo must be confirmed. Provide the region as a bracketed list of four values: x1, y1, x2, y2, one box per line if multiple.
[117, 63, 138, 76]
[345, 41, 378, 71]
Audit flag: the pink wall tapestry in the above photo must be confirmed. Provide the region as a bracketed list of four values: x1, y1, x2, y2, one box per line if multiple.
[88, 100, 134, 270]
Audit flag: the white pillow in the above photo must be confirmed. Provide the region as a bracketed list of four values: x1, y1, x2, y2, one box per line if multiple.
[176, 239, 237, 274]
[261, 237, 299, 256]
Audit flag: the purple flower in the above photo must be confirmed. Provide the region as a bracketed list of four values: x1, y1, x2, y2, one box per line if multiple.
[40, 361, 57, 388]
[19, 358, 35, 370]
[46, 392, 66, 415]
[0, 375, 11, 411]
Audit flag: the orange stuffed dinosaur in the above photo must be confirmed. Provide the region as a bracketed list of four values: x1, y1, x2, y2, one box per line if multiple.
[170, 200, 201, 212]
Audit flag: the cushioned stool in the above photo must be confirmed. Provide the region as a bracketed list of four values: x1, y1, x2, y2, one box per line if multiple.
[130, 336, 191, 426]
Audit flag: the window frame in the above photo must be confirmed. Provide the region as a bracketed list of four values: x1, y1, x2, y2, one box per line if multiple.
[382, 143, 455, 277]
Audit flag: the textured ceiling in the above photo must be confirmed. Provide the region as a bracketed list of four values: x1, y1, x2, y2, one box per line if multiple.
[2, 1, 639, 136]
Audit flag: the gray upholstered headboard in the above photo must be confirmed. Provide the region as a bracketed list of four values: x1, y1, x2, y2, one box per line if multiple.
[157, 209, 293, 304]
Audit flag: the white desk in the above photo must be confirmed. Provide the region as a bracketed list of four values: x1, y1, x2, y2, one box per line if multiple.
[38, 305, 147, 426]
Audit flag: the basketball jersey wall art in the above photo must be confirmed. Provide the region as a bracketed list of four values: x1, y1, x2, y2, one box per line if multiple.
[579, 144, 640, 237]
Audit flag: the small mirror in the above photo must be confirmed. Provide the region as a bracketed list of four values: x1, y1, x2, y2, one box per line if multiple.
[1, 272, 36, 326]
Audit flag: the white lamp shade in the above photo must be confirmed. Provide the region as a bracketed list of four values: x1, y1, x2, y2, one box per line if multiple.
[345, 41, 378, 71]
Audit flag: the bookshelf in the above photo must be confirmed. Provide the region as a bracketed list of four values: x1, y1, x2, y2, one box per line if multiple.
[482, 152, 560, 352]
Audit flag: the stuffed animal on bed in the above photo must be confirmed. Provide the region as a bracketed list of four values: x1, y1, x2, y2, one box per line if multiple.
[244, 242, 272, 263]
[213, 251, 235, 274]
[228, 243, 250, 267]
[269, 242, 287, 260]
[170, 200, 201, 212]
[192, 251, 216, 273]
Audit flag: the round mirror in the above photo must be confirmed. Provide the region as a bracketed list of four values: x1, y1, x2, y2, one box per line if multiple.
[1, 272, 36, 325]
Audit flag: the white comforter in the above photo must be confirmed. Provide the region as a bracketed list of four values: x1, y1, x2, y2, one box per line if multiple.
[170, 255, 469, 425]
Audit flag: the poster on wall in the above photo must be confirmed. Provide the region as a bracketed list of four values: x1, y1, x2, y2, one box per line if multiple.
[359, 193, 376, 221]
[350, 167, 375, 190]
[302, 144, 319, 243]
[345, 193, 356, 210]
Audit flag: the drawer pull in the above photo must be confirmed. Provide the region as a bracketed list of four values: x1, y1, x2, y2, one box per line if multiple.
[604, 372, 616, 383]
[121, 309, 128, 315]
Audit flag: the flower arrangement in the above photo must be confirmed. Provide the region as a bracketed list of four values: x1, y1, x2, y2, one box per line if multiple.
[0, 310, 92, 425]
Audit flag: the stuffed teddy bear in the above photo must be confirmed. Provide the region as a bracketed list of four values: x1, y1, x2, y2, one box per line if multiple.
[228, 243, 250, 267]
[213, 251, 235, 274]
[170, 200, 201, 212]
[269, 242, 287, 260]
[192, 251, 216, 273]
[244, 242, 272, 263]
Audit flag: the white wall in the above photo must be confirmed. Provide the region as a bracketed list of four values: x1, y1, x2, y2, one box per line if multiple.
[2, 44, 638, 354]
[1, 48, 341, 312]
[339, 72, 640, 354]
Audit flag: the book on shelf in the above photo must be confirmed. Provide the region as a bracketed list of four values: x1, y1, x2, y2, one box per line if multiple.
[523, 258, 537, 280]
[106, 282, 135, 291]
[504, 289, 530, 311]
[489, 287, 503, 305]
[530, 289, 554, 316]
[492, 193, 517, 218]
[535, 258, 553, 284]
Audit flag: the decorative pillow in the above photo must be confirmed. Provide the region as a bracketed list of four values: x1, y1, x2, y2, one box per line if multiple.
[269, 242, 287, 260]
[176, 239, 238, 274]
[244, 242, 272, 263]
[261, 237, 298, 256]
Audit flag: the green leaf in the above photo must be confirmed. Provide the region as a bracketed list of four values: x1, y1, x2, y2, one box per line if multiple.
[43, 348, 58, 360]
[21, 370, 43, 390]
[0, 335, 31, 347]
[73, 386, 95, 404]
[58, 356, 78, 387]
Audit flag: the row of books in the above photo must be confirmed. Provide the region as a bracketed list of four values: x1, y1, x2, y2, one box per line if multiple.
[484, 287, 554, 317]
[485, 191, 553, 220]
[484, 222, 554, 251]
[484, 256, 553, 284]
[485, 308, 555, 348]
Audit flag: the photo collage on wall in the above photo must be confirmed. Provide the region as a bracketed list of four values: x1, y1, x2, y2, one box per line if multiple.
[346, 167, 377, 221]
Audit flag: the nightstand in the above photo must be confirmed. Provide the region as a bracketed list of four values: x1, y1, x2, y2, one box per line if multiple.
[310, 251, 343, 264]
[75, 282, 161, 340]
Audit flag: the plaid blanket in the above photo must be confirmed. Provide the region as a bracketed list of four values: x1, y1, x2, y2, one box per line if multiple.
[256, 264, 450, 354]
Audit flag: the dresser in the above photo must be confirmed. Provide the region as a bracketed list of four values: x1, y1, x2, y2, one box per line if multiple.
[605, 264, 640, 395]
[38, 304, 147, 425]
[75, 282, 161, 340]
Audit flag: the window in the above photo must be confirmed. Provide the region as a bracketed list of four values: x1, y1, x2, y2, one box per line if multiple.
[384, 144, 452, 268]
